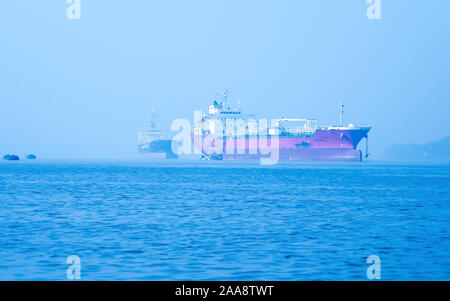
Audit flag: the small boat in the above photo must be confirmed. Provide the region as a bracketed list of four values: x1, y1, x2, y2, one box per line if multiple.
[26, 154, 37, 160]
[3, 154, 20, 161]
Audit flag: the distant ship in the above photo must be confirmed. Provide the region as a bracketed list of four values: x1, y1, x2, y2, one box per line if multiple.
[138, 111, 178, 159]
[193, 91, 371, 162]
[3, 154, 20, 161]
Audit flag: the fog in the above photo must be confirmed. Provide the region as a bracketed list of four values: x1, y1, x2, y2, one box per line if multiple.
[1, 1, 449, 159]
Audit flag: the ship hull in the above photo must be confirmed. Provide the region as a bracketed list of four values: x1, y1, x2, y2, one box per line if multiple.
[138, 139, 178, 159]
[193, 128, 370, 162]
[221, 149, 361, 162]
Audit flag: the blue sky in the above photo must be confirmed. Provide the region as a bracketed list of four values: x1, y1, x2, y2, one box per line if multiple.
[1, 1, 449, 159]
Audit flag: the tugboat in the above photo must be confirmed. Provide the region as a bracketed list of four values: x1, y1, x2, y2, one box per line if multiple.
[138, 110, 178, 159]
[3, 154, 20, 161]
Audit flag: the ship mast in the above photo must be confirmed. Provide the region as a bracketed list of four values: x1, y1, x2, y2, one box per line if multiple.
[223, 89, 228, 109]
[339, 100, 344, 126]
[150, 109, 156, 129]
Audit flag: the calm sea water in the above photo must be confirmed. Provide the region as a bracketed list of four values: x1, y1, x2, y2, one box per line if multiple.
[0, 161, 449, 280]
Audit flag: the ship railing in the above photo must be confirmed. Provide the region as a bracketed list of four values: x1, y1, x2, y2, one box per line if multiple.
[284, 128, 317, 134]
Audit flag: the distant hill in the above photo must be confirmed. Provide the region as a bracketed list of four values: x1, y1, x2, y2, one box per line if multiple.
[384, 137, 450, 162]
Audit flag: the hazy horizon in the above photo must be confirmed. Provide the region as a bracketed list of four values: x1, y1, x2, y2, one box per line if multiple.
[1, 1, 449, 159]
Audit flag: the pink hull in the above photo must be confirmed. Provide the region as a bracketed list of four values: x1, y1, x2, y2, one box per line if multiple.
[222, 149, 362, 162]
[193, 128, 370, 162]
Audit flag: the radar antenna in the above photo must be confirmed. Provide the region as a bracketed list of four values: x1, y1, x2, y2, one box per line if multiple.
[339, 100, 344, 126]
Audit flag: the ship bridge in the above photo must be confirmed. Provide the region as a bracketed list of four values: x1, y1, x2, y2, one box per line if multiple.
[208, 101, 242, 118]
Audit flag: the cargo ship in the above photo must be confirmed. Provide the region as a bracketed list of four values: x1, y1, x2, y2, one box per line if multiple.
[193, 92, 371, 162]
[138, 111, 178, 159]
